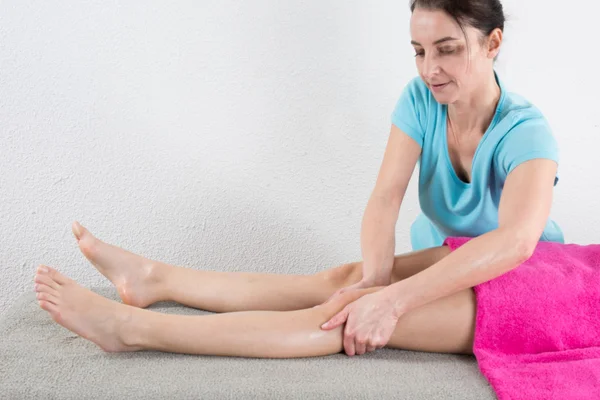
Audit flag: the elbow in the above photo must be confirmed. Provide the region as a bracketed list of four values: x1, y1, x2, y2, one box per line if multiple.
[498, 229, 537, 265]
[512, 238, 537, 264]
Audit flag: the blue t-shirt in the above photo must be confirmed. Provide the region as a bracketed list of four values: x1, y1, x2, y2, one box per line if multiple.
[391, 71, 564, 251]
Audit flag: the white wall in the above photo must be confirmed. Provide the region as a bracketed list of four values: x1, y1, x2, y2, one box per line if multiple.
[1, 0, 598, 317]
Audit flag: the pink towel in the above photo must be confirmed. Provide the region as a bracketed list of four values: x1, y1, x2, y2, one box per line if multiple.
[443, 236, 600, 400]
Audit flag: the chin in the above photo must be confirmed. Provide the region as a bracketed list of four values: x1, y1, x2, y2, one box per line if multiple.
[432, 94, 452, 105]
[431, 91, 458, 105]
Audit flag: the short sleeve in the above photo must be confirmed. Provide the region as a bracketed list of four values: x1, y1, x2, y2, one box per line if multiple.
[495, 115, 560, 186]
[391, 77, 429, 148]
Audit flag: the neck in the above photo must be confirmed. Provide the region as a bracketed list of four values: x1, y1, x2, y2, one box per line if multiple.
[447, 70, 501, 136]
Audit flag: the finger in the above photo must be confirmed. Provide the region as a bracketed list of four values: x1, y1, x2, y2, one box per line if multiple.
[366, 344, 377, 353]
[344, 329, 355, 356]
[355, 339, 366, 356]
[327, 289, 346, 304]
[320, 314, 336, 330]
[374, 336, 387, 350]
[322, 291, 337, 305]
[321, 308, 348, 330]
[323, 293, 336, 305]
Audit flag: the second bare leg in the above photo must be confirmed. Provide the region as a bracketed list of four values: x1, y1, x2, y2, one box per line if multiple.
[157, 245, 451, 312]
[72, 221, 450, 313]
[73, 221, 345, 311]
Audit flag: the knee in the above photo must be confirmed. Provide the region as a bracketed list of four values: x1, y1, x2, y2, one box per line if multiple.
[317, 262, 362, 287]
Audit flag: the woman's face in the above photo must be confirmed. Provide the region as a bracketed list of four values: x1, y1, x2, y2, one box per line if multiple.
[410, 7, 496, 104]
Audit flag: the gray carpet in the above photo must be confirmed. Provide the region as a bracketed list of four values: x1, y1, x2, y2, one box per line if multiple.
[0, 287, 496, 399]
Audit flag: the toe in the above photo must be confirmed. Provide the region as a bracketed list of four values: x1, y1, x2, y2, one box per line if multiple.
[35, 282, 60, 298]
[39, 265, 70, 285]
[72, 221, 84, 241]
[39, 300, 59, 315]
[36, 291, 60, 305]
[34, 270, 61, 290]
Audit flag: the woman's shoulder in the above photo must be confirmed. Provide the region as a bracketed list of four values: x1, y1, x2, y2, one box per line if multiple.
[494, 89, 557, 146]
[491, 88, 560, 180]
[499, 90, 547, 125]
[391, 76, 438, 147]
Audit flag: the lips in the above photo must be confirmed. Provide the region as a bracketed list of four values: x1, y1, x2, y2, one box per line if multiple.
[430, 82, 450, 92]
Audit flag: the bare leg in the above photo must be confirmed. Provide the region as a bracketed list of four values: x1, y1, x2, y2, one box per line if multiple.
[72, 221, 451, 312]
[34, 265, 475, 357]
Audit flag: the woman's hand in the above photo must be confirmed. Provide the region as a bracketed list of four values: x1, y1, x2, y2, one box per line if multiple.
[322, 272, 390, 306]
[321, 279, 374, 305]
[320, 289, 401, 356]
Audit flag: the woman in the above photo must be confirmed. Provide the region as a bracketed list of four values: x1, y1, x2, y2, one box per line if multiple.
[34, 0, 563, 358]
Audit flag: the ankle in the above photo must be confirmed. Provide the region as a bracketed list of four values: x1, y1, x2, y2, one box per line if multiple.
[120, 306, 147, 349]
[146, 261, 170, 301]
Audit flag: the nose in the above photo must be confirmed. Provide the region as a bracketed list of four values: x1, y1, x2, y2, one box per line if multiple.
[422, 53, 441, 81]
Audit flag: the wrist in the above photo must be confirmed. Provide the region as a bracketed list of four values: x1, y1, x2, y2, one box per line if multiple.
[362, 271, 391, 286]
[381, 282, 410, 317]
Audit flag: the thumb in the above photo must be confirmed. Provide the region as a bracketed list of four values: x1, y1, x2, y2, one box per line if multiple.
[323, 289, 343, 305]
[321, 308, 348, 330]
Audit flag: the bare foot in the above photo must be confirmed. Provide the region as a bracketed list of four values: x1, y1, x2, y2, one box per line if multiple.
[71, 221, 164, 308]
[34, 264, 143, 352]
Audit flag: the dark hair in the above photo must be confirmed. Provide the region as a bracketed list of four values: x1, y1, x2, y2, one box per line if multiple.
[410, 0, 506, 61]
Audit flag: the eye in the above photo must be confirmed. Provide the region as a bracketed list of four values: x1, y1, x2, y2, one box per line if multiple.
[439, 47, 456, 55]
[414, 50, 424, 58]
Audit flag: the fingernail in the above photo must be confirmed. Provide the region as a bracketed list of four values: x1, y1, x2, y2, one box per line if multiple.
[40, 266, 49, 273]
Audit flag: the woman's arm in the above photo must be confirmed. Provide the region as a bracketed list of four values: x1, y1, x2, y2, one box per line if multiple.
[361, 124, 421, 285]
[381, 158, 558, 316]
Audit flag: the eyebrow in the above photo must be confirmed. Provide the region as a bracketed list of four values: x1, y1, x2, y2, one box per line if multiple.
[411, 36, 459, 46]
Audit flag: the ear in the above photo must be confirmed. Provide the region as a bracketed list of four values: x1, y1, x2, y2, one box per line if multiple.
[487, 28, 503, 59]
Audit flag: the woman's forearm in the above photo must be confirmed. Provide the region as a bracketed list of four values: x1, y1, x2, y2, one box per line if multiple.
[360, 194, 402, 284]
[383, 228, 532, 315]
